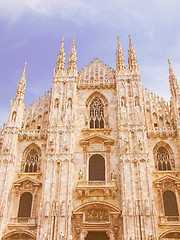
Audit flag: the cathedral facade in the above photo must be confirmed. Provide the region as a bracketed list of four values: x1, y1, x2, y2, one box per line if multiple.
[0, 36, 180, 240]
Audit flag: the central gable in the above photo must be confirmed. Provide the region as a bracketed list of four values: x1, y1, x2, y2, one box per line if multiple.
[78, 58, 116, 89]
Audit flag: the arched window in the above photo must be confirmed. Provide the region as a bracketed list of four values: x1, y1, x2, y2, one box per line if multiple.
[89, 154, 105, 181]
[24, 149, 39, 173]
[89, 98, 104, 129]
[163, 191, 179, 217]
[18, 192, 32, 217]
[157, 147, 171, 171]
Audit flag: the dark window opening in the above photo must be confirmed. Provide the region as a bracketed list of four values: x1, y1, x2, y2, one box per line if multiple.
[89, 154, 105, 181]
[18, 192, 32, 217]
[163, 191, 179, 217]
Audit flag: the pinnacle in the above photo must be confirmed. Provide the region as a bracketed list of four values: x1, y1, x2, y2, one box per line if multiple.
[168, 58, 174, 75]
[115, 35, 125, 74]
[55, 36, 66, 75]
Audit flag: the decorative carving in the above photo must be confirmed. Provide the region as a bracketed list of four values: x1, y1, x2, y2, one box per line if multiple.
[85, 208, 109, 222]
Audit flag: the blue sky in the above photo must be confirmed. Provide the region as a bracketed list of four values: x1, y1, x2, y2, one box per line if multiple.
[0, 0, 180, 124]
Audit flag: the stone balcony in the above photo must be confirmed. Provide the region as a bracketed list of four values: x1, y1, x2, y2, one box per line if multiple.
[8, 217, 36, 228]
[159, 216, 180, 226]
[76, 180, 117, 197]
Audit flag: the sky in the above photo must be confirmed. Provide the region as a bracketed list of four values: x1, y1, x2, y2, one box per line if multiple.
[0, 0, 180, 124]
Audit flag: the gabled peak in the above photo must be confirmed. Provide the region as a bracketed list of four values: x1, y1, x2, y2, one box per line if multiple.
[80, 58, 114, 74]
[55, 37, 66, 76]
[116, 35, 125, 74]
[128, 35, 138, 72]
[68, 37, 77, 76]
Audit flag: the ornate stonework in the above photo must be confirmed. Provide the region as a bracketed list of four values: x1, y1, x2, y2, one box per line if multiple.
[0, 36, 180, 240]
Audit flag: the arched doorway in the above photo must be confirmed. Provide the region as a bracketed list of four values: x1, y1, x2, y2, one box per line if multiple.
[85, 231, 109, 240]
[2, 231, 35, 240]
[73, 201, 122, 240]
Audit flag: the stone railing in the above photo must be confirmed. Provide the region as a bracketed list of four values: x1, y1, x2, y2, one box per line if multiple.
[76, 180, 117, 197]
[8, 217, 36, 227]
[18, 129, 47, 141]
[159, 216, 180, 225]
[147, 127, 177, 138]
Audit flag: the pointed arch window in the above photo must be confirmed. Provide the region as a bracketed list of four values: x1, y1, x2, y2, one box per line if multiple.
[89, 98, 104, 129]
[18, 192, 33, 217]
[157, 147, 171, 171]
[24, 149, 39, 173]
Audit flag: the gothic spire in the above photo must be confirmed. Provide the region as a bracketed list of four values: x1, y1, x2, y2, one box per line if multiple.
[168, 58, 179, 96]
[68, 37, 77, 76]
[56, 37, 66, 74]
[115, 35, 125, 74]
[15, 62, 26, 101]
[128, 35, 138, 72]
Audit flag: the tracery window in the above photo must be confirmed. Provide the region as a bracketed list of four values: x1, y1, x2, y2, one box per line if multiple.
[89, 98, 104, 129]
[157, 147, 171, 171]
[24, 149, 39, 173]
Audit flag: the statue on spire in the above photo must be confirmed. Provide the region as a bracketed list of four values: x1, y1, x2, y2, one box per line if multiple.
[128, 35, 138, 72]
[56, 37, 66, 75]
[15, 62, 26, 101]
[68, 37, 77, 76]
[115, 35, 125, 74]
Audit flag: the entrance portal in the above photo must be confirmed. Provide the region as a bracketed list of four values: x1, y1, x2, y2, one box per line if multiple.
[85, 231, 109, 240]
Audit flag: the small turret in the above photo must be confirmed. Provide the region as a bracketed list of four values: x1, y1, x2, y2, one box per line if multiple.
[15, 62, 26, 101]
[115, 35, 125, 74]
[55, 37, 66, 75]
[68, 37, 77, 76]
[128, 35, 138, 72]
[168, 58, 179, 97]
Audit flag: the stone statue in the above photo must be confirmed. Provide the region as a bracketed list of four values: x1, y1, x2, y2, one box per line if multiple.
[60, 232, 64, 240]
[79, 169, 83, 180]
[111, 170, 116, 180]
[148, 233, 154, 240]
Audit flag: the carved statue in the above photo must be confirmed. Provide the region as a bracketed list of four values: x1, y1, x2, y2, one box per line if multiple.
[148, 233, 154, 240]
[60, 232, 65, 240]
[111, 170, 116, 180]
[79, 169, 83, 180]
[43, 233, 48, 240]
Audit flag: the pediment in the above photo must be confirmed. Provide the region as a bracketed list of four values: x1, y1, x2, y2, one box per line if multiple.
[14, 177, 41, 191]
[154, 174, 180, 188]
[80, 134, 114, 145]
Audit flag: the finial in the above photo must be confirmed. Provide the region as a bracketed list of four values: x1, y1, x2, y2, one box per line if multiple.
[68, 36, 77, 75]
[116, 35, 125, 74]
[55, 36, 66, 75]
[129, 34, 133, 49]
[128, 35, 137, 72]
[168, 58, 174, 75]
